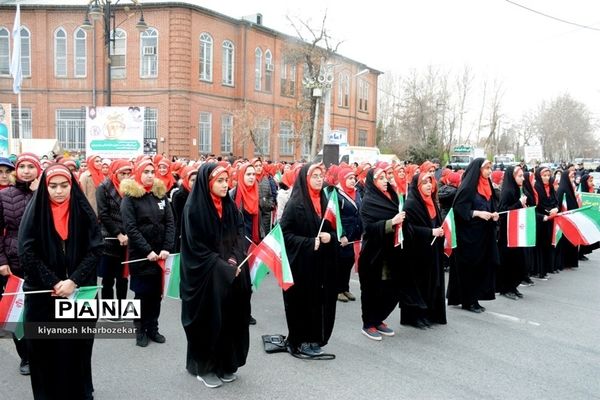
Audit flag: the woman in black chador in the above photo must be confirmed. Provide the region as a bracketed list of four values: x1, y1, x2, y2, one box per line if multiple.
[533, 167, 559, 278]
[279, 163, 338, 357]
[180, 163, 251, 388]
[556, 167, 579, 270]
[403, 172, 447, 326]
[496, 166, 528, 300]
[19, 164, 103, 400]
[447, 158, 499, 313]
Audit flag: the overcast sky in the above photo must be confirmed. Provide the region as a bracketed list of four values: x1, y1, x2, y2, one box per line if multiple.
[195, 0, 600, 120]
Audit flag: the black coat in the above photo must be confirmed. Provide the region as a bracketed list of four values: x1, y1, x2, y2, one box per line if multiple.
[403, 174, 446, 324]
[447, 158, 498, 306]
[180, 163, 250, 376]
[534, 170, 559, 275]
[0, 181, 34, 276]
[335, 186, 362, 258]
[171, 184, 190, 252]
[96, 178, 126, 258]
[437, 183, 457, 220]
[280, 163, 338, 348]
[120, 178, 175, 277]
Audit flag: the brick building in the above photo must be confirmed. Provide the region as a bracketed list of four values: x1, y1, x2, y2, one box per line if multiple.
[0, 1, 380, 161]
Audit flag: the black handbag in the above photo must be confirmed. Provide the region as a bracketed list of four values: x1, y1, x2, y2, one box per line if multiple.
[261, 334, 288, 354]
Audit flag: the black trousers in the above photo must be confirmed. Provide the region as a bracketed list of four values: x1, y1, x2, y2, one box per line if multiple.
[132, 274, 162, 335]
[100, 255, 129, 300]
[336, 255, 354, 293]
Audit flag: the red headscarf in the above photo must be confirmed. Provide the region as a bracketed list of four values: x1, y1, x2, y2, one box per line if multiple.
[337, 167, 356, 200]
[180, 166, 197, 193]
[250, 158, 264, 180]
[307, 164, 323, 216]
[86, 154, 105, 187]
[209, 166, 228, 218]
[373, 167, 392, 200]
[393, 166, 407, 195]
[439, 168, 451, 185]
[491, 170, 504, 186]
[16, 152, 42, 181]
[156, 158, 175, 192]
[110, 159, 132, 197]
[281, 169, 298, 189]
[447, 172, 461, 188]
[326, 164, 340, 186]
[236, 163, 260, 242]
[417, 172, 437, 219]
[477, 161, 493, 201]
[45, 164, 72, 241]
[134, 159, 155, 193]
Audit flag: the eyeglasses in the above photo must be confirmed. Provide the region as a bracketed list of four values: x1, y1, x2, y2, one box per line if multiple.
[310, 174, 324, 180]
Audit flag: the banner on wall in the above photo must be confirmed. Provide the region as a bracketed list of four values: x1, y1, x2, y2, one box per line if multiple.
[0, 103, 11, 157]
[85, 106, 145, 159]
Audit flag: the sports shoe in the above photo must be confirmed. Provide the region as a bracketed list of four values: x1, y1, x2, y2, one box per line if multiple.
[361, 326, 382, 341]
[249, 315, 257, 325]
[136, 333, 149, 347]
[148, 331, 166, 343]
[533, 275, 548, 281]
[343, 291, 356, 301]
[19, 360, 30, 375]
[219, 372, 237, 383]
[502, 292, 518, 300]
[337, 293, 349, 302]
[297, 342, 322, 357]
[197, 373, 223, 388]
[310, 343, 324, 355]
[375, 322, 395, 336]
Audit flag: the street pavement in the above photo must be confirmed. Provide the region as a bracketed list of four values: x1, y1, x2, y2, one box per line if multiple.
[1, 252, 600, 400]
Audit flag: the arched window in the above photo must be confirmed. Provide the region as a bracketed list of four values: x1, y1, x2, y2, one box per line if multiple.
[74, 28, 87, 77]
[199, 33, 213, 81]
[0, 27, 10, 75]
[20, 27, 31, 77]
[110, 28, 126, 79]
[338, 72, 350, 107]
[264, 49, 272, 92]
[254, 47, 262, 91]
[140, 27, 158, 78]
[54, 28, 67, 77]
[222, 40, 234, 86]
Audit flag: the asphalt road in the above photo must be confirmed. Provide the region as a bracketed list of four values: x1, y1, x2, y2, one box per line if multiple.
[1, 252, 599, 400]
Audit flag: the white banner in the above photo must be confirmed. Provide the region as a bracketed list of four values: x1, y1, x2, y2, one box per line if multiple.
[85, 106, 144, 159]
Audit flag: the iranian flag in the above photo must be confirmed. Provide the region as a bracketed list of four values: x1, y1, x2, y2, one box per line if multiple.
[561, 193, 568, 212]
[0, 275, 25, 340]
[554, 206, 600, 246]
[157, 254, 181, 299]
[324, 189, 343, 240]
[394, 194, 404, 248]
[68, 285, 101, 301]
[352, 240, 362, 273]
[442, 208, 457, 256]
[507, 207, 537, 247]
[248, 224, 294, 290]
[552, 220, 563, 247]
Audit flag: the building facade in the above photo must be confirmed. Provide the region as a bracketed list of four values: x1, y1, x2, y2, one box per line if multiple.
[0, 1, 380, 161]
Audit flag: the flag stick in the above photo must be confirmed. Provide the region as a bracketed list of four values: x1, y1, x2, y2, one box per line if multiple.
[120, 254, 180, 265]
[430, 236, 437, 245]
[316, 216, 326, 237]
[105, 237, 119, 240]
[236, 252, 253, 269]
[2, 289, 54, 296]
[346, 240, 362, 245]
[497, 206, 535, 215]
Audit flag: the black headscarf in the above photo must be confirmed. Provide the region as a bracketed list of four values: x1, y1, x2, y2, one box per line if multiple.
[580, 174, 593, 193]
[522, 171, 537, 206]
[556, 170, 578, 210]
[499, 166, 522, 212]
[18, 169, 103, 289]
[404, 173, 441, 228]
[360, 168, 399, 225]
[452, 158, 495, 221]
[534, 168, 558, 212]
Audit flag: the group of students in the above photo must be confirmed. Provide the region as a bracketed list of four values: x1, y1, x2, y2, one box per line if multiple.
[0, 152, 594, 397]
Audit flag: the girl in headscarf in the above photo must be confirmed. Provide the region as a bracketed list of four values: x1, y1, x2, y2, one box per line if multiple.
[403, 172, 447, 326]
[156, 156, 176, 194]
[96, 159, 132, 303]
[534, 167, 559, 278]
[19, 164, 103, 399]
[101, 159, 111, 177]
[120, 159, 175, 347]
[556, 166, 579, 270]
[393, 164, 408, 197]
[0, 152, 41, 375]
[0, 157, 14, 190]
[79, 154, 104, 214]
[172, 166, 198, 252]
[358, 167, 416, 338]
[180, 163, 250, 388]
[335, 167, 362, 303]
[446, 158, 499, 313]
[275, 168, 299, 223]
[521, 172, 539, 286]
[280, 163, 338, 356]
[231, 163, 262, 244]
[577, 174, 599, 261]
[497, 166, 528, 300]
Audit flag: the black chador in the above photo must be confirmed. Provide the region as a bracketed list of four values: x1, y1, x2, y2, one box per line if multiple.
[555, 170, 579, 269]
[534, 167, 559, 276]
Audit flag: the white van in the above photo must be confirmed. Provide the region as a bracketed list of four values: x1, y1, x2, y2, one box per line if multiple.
[315, 146, 380, 166]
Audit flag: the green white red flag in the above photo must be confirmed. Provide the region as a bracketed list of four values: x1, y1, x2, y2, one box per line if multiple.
[554, 206, 600, 246]
[68, 285, 102, 301]
[0, 274, 25, 340]
[442, 208, 457, 256]
[157, 253, 181, 299]
[324, 189, 343, 240]
[248, 224, 294, 290]
[507, 207, 537, 247]
[552, 219, 563, 247]
[352, 240, 362, 273]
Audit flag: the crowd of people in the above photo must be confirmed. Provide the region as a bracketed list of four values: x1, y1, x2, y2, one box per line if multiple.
[0, 151, 596, 397]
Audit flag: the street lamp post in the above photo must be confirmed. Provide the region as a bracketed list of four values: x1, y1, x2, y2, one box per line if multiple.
[81, 0, 147, 106]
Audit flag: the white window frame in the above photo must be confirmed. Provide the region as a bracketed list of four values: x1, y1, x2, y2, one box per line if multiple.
[338, 72, 350, 108]
[222, 40, 234, 86]
[54, 27, 67, 78]
[56, 109, 86, 151]
[19, 26, 31, 77]
[199, 112, 212, 154]
[264, 49, 272, 93]
[358, 129, 368, 146]
[199, 33, 213, 82]
[221, 114, 233, 153]
[11, 106, 32, 139]
[74, 28, 87, 78]
[254, 47, 262, 91]
[110, 28, 127, 79]
[279, 121, 294, 156]
[0, 27, 9, 76]
[140, 27, 158, 78]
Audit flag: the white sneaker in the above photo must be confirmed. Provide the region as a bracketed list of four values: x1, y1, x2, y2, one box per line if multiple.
[197, 373, 223, 388]
[220, 373, 237, 383]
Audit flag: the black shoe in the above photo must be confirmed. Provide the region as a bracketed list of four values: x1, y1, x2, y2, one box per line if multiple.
[514, 289, 523, 298]
[419, 317, 432, 328]
[462, 304, 483, 313]
[475, 302, 486, 312]
[579, 255, 589, 261]
[148, 332, 166, 343]
[310, 343, 324, 355]
[19, 360, 30, 375]
[501, 292, 518, 300]
[409, 319, 428, 329]
[136, 333, 149, 347]
[249, 316, 257, 325]
[297, 342, 321, 357]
